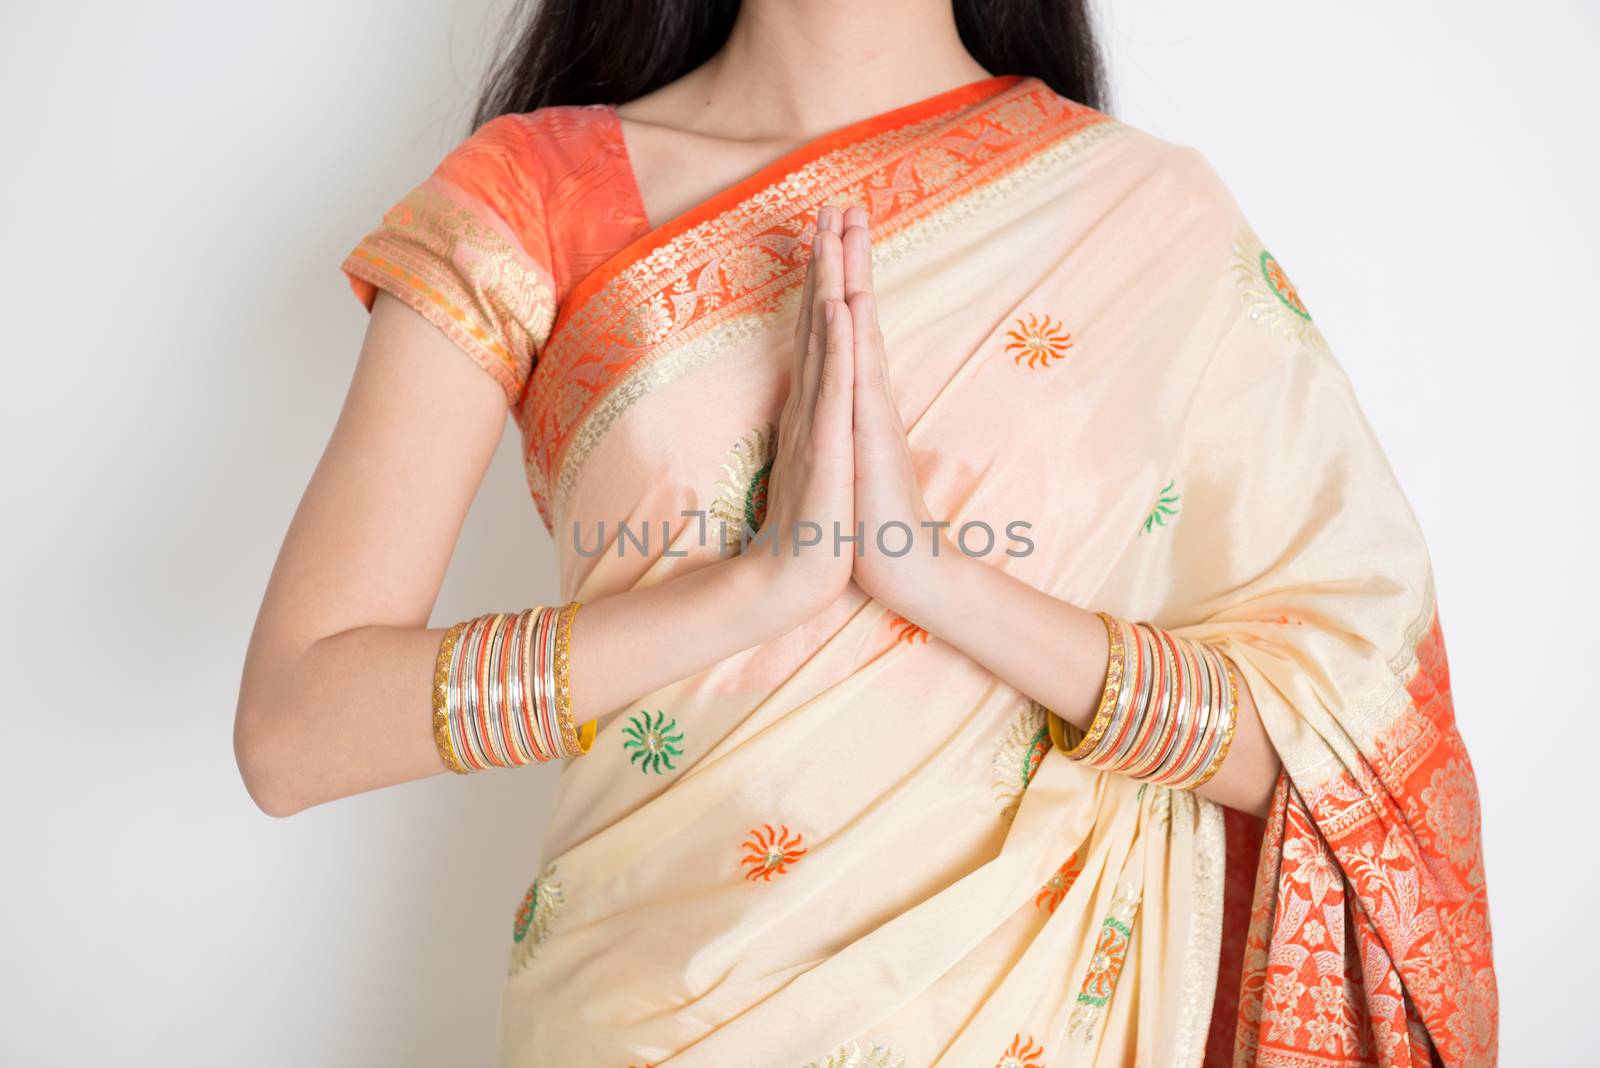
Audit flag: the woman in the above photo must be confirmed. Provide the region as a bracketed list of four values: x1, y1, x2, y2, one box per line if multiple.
[234, 1, 1497, 1064]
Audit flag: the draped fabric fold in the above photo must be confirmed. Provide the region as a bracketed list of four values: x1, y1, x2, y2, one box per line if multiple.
[340, 74, 1495, 1066]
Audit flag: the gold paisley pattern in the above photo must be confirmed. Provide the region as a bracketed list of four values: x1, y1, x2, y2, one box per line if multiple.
[801, 1040, 905, 1068]
[507, 863, 565, 976]
[991, 701, 1052, 820]
[708, 422, 777, 551]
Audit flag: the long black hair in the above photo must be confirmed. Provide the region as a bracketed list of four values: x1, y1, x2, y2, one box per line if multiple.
[470, 0, 1108, 133]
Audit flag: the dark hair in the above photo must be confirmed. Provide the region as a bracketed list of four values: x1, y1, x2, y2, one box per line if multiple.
[470, 0, 1108, 133]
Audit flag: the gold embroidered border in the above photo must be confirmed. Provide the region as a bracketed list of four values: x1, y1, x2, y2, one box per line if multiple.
[344, 182, 557, 406]
[1171, 793, 1226, 1068]
[520, 80, 1115, 524]
[533, 99, 1124, 526]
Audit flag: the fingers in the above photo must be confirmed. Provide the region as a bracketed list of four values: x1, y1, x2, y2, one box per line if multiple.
[811, 297, 854, 446]
[841, 205, 874, 301]
[791, 207, 829, 387]
[800, 219, 845, 413]
[849, 288, 908, 447]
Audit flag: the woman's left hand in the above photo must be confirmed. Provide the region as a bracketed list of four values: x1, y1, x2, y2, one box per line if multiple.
[838, 206, 948, 618]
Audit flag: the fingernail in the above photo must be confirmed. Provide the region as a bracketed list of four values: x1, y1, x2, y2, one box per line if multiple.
[817, 206, 834, 230]
[824, 299, 836, 324]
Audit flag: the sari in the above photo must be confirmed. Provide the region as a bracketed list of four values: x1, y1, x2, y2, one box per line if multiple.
[341, 74, 1496, 1067]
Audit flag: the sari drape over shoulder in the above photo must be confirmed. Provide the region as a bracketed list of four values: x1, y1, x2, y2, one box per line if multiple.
[341, 75, 1496, 1067]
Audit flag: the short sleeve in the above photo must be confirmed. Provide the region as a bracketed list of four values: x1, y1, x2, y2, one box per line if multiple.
[340, 114, 557, 408]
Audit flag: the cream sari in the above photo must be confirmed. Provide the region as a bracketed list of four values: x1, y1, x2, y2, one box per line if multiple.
[342, 74, 1496, 1067]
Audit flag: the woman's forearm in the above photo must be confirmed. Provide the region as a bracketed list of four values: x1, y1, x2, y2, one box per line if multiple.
[894, 546, 1281, 817]
[566, 552, 808, 724]
[235, 552, 801, 818]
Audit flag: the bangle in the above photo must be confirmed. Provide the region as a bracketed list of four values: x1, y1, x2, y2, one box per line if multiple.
[431, 622, 469, 775]
[432, 603, 597, 772]
[1061, 611, 1123, 760]
[552, 601, 595, 758]
[1188, 653, 1238, 789]
[1059, 613, 1241, 793]
[1100, 620, 1152, 770]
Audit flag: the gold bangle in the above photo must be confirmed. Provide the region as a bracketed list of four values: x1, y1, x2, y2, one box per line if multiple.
[552, 601, 595, 757]
[432, 621, 470, 775]
[1062, 611, 1124, 761]
[1190, 653, 1239, 789]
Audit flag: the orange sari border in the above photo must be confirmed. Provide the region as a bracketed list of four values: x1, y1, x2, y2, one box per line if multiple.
[1235, 601, 1497, 1067]
[517, 76, 1115, 526]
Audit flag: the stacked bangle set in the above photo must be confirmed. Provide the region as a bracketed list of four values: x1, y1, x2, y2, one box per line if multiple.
[431, 602, 595, 774]
[1061, 611, 1238, 790]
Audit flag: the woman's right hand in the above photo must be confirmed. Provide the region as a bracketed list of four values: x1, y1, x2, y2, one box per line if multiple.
[730, 205, 856, 622]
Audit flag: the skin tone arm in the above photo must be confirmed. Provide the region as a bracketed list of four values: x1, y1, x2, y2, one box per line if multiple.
[831, 206, 1283, 818]
[233, 220, 856, 818]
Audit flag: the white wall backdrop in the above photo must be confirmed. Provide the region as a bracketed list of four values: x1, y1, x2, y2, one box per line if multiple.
[3, 1, 1592, 1063]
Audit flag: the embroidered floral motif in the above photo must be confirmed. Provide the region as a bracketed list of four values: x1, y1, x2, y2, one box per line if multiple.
[709, 422, 776, 551]
[741, 823, 807, 881]
[718, 242, 785, 290]
[1231, 227, 1326, 348]
[1420, 756, 1481, 867]
[992, 702, 1052, 819]
[1138, 479, 1180, 535]
[990, 97, 1047, 135]
[1004, 313, 1073, 368]
[1035, 851, 1085, 913]
[508, 863, 564, 974]
[911, 145, 969, 190]
[1067, 879, 1143, 1041]
[888, 613, 929, 644]
[802, 1040, 906, 1068]
[622, 710, 684, 775]
[995, 1033, 1046, 1068]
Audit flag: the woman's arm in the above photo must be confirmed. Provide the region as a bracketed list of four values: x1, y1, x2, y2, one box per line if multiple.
[835, 206, 1280, 817]
[235, 218, 856, 818]
[882, 548, 1280, 817]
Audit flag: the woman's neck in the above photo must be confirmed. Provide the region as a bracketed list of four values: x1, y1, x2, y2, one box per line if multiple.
[639, 0, 991, 142]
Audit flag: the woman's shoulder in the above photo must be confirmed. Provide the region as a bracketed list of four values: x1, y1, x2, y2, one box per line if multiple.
[440, 105, 647, 301]
[443, 105, 621, 193]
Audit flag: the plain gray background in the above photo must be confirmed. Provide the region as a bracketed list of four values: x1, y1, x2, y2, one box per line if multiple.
[4, 1, 1593, 1063]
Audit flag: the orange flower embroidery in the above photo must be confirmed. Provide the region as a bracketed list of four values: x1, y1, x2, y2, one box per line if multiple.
[741, 823, 807, 881]
[1034, 852, 1085, 913]
[996, 1033, 1046, 1068]
[1081, 919, 1132, 1000]
[1004, 313, 1073, 368]
[889, 613, 929, 644]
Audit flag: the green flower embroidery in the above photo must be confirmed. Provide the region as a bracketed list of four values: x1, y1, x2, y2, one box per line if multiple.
[622, 710, 684, 774]
[1139, 480, 1180, 535]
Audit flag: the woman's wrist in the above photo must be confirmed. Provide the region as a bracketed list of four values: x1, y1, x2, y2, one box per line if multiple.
[873, 532, 974, 631]
[721, 546, 842, 643]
